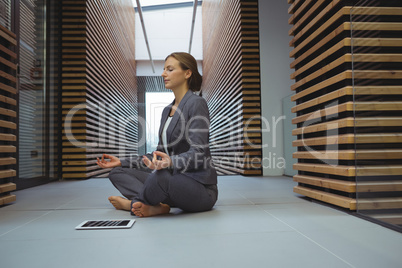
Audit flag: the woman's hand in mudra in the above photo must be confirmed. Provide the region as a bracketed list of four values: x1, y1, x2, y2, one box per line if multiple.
[96, 154, 122, 169]
[143, 151, 172, 170]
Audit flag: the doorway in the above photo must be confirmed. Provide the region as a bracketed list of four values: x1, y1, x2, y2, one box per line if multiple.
[145, 92, 174, 153]
[12, 0, 60, 189]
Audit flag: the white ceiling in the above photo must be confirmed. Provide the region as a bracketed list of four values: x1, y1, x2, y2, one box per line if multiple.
[132, 0, 193, 8]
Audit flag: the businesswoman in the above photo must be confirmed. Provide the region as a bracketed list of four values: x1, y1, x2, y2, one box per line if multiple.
[97, 52, 218, 217]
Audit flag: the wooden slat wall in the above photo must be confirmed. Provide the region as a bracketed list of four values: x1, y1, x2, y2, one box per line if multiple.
[61, 0, 88, 179]
[289, 0, 402, 221]
[61, 0, 137, 179]
[137, 76, 170, 93]
[0, 24, 17, 205]
[202, 0, 262, 175]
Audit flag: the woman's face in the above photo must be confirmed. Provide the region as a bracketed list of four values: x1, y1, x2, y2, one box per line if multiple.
[162, 56, 191, 91]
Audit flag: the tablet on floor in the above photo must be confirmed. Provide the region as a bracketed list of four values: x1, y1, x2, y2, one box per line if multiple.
[75, 219, 135, 230]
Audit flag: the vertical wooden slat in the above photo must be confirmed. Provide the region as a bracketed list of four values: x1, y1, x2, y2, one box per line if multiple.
[48, 0, 62, 180]
[0, 23, 17, 205]
[61, 0, 137, 179]
[202, 0, 262, 175]
[290, 0, 402, 223]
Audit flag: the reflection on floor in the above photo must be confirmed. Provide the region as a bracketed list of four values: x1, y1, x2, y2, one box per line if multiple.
[1, 176, 402, 268]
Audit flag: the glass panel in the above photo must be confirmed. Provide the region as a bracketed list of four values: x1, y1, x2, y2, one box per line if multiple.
[351, 0, 402, 231]
[18, 0, 46, 179]
[0, 0, 12, 30]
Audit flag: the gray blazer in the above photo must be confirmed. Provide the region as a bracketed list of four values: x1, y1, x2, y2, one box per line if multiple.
[121, 90, 217, 185]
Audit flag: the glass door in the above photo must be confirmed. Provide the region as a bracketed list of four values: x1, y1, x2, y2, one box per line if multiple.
[351, 0, 402, 232]
[16, 0, 48, 188]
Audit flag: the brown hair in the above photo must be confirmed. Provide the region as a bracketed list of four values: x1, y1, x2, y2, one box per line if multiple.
[165, 52, 202, 93]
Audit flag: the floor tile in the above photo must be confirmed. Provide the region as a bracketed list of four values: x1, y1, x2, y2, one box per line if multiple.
[0, 210, 52, 237]
[300, 228, 402, 268]
[1, 175, 401, 268]
[1, 232, 356, 268]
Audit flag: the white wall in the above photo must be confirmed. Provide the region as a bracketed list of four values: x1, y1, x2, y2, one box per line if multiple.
[136, 60, 203, 76]
[259, 0, 295, 176]
[135, 5, 203, 61]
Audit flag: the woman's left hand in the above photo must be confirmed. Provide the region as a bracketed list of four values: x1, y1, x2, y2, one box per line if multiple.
[142, 151, 172, 170]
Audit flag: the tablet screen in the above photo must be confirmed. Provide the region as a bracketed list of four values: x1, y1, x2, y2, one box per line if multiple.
[75, 219, 135, 230]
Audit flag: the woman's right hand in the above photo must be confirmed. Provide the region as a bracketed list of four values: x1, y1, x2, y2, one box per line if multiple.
[96, 154, 121, 169]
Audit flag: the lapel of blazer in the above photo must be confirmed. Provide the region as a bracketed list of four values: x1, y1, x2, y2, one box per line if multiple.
[166, 90, 193, 144]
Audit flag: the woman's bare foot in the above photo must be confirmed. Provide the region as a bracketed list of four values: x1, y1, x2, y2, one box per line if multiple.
[108, 196, 131, 211]
[131, 202, 170, 217]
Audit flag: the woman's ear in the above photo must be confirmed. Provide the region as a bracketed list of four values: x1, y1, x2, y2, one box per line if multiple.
[185, 69, 192, 80]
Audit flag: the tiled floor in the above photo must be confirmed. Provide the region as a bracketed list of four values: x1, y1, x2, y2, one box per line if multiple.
[1, 176, 402, 268]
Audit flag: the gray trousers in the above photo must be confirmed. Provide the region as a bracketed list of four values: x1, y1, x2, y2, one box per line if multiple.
[108, 167, 218, 212]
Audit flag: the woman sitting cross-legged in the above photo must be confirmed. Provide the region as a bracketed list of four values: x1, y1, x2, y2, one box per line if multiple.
[96, 52, 218, 217]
